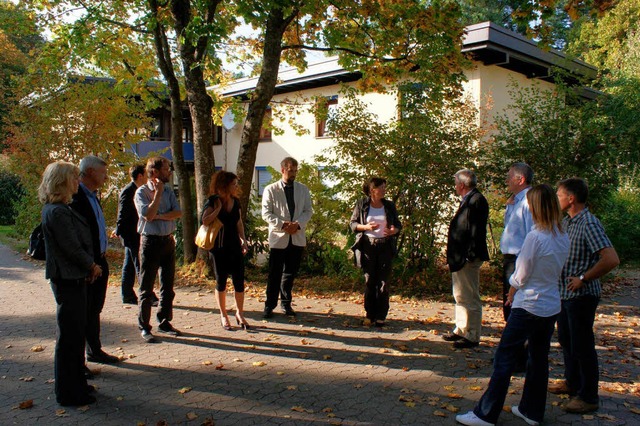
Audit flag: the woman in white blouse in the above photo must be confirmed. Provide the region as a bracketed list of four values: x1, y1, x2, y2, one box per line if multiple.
[457, 184, 570, 426]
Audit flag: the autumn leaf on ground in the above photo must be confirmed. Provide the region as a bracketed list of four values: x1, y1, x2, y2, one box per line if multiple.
[322, 407, 333, 413]
[400, 388, 415, 394]
[30, 345, 44, 352]
[583, 414, 595, 420]
[597, 413, 616, 421]
[405, 402, 416, 408]
[252, 361, 266, 367]
[286, 385, 298, 390]
[443, 385, 456, 391]
[186, 412, 198, 420]
[402, 367, 410, 371]
[399, 395, 414, 402]
[178, 387, 192, 394]
[77, 405, 90, 412]
[202, 360, 213, 365]
[433, 410, 447, 417]
[277, 371, 285, 375]
[291, 406, 311, 413]
[353, 384, 363, 389]
[468, 385, 483, 391]
[17, 400, 33, 409]
[215, 363, 224, 370]
[323, 355, 332, 360]
[447, 393, 463, 399]
[201, 417, 215, 426]
[55, 409, 69, 417]
[502, 405, 511, 412]
[19, 377, 34, 382]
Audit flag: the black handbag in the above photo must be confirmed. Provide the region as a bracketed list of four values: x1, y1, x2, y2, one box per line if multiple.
[27, 223, 46, 260]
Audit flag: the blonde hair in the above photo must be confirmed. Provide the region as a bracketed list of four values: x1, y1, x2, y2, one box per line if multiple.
[526, 184, 563, 235]
[38, 161, 79, 204]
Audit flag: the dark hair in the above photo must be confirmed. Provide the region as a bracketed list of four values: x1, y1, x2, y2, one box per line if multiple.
[363, 177, 387, 196]
[557, 177, 589, 204]
[526, 184, 563, 234]
[209, 170, 239, 197]
[146, 156, 168, 177]
[130, 164, 145, 181]
[281, 157, 298, 169]
[511, 162, 534, 185]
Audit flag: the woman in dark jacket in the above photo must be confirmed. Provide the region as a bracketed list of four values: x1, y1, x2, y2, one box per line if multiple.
[350, 177, 402, 327]
[201, 171, 250, 330]
[39, 161, 102, 406]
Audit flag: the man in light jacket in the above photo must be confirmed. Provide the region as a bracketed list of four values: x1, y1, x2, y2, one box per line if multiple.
[261, 157, 313, 319]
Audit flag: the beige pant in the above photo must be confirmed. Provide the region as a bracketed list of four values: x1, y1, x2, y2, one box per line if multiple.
[452, 259, 484, 342]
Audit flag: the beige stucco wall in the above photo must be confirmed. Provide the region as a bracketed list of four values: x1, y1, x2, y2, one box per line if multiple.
[214, 61, 557, 192]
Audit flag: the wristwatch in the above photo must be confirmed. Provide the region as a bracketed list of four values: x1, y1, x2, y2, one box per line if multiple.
[579, 274, 586, 282]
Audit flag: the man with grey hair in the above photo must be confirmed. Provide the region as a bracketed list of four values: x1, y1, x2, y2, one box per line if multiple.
[70, 155, 120, 365]
[443, 169, 489, 348]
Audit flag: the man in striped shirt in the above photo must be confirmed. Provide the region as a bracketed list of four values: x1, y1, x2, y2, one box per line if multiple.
[551, 178, 619, 414]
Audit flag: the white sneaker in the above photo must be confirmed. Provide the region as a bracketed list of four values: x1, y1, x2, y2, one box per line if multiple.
[512, 406, 539, 426]
[456, 411, 495, 426]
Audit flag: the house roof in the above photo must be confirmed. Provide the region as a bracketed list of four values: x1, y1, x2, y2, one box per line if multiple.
[219, 21, 599, 99]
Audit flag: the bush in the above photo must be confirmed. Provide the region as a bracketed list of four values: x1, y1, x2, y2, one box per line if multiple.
[599, 186, 640, 264]
[0, 170, 24, 225]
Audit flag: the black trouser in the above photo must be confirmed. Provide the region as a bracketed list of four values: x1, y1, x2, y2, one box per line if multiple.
[86, 256, 109, 357]
[361, 237, 393, 321]
[502, 254, 517, 322]
[265, 241, 303, 309]
[121, 237, 140, 301]
[51, 278, 88, 403]
[138, 235, 175, 331]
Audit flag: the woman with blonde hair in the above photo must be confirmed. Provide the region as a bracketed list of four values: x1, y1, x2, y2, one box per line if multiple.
[39, 160, 102, 406]
[457, 184, 569, 426]
[201, 171, 250, 330]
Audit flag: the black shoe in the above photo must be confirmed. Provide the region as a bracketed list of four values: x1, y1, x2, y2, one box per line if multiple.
[151, 293, 159, 307]
[263, 307, 274, 319]
[157, 322, 181, 336]
[84, 365, 94, 380]
[122, 297, 138, 305]
[58, 394, 96, 407]
[281, 306, 296, 316]
[442, 332, 464, 342]
[453, 338, 479, 349]
[141, 329, 157, 343]
[87, 350, 120, 364]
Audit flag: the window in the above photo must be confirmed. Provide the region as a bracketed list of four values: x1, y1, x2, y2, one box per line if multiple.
[259, 107, 272, 141]
[316, 95, 338, 138]
[212, 124, 223, 146]
[256, 167, 272, 196]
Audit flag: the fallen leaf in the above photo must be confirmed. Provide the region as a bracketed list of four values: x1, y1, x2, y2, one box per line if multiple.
[277, 372, 285, 375]
[354, 384, 363, 389]
[30, 345, 44, 352]
[597, 413, 616, 420]
[447, 393, 463, 399]
[582, 414, 595, 420]
[215, 363, 224, 370]
[433, 410, 447, 417]
[178, 387, 192, 394]
[468, 386, 483, 391]
[19, 377, 34, 382]
[287, 385, 298, 390]
[405, 402, 416, 408]
[202, 360, 213, 365]
[186, 412, 198, 420]
[18, 400, 33, 409]
[444, 404, 459, 413]
[323, 355, 332, 360]
[55, 409, 69, 417]
[322, 407, 333, 413]
[201, 417, 215, 426]
[252, 361, 266, 367]
[77, 405, 90, 412]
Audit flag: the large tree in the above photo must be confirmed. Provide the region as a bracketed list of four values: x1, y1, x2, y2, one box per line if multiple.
[233, 0, 469, 221]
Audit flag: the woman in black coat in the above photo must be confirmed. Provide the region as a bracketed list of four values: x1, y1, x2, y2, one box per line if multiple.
[350, 177, 402, 327]
[39, 161, 102, 406]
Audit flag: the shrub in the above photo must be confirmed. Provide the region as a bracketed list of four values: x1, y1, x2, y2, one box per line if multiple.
[0, 169, 24, 225]
[599, 185, 640, 264]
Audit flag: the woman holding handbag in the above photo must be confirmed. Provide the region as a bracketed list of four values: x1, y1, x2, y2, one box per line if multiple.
[201, 171, 250, 330]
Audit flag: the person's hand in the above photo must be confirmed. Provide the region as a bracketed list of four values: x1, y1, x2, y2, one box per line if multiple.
[88, 263, 102, 283]
[241, 241, 249, 256]
[151, 178, 164, 194]
[367, 221, 379, 231]
[567, 276, 585, 292]
[384, 226, 397, 237]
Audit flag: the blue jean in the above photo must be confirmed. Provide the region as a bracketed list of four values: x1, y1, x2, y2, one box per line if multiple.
[474, 308, 556, 424]
[121, 239, 140, 300]
[556, 295, 600, 404]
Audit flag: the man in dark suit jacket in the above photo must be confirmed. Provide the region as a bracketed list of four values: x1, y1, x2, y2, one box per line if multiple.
[70, 155, 119, 365]
[115, 165, 146, 304]
[443, 169, 489, 349]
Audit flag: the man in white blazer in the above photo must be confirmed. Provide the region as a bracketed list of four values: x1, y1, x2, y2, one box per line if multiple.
[261, 157, 313, 318]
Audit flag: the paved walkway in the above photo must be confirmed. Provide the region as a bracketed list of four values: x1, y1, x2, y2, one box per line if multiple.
[1, 243, 639, 425]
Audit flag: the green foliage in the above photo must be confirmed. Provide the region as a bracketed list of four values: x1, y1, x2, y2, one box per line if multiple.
[318, 87, 485, 279]
[0, 168, 25, 225]
[479, 79, 619, 208]
[599, 173, 640, 264]
[244, 193, 269, 264]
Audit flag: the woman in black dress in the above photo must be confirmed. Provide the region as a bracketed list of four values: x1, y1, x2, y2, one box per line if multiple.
[39, 160, 103, 406]
[202, 171, 250, 330]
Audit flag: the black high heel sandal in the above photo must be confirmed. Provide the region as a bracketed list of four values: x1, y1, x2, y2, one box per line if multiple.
[235, 314, 251, 330]
[221, 317, 232, 331]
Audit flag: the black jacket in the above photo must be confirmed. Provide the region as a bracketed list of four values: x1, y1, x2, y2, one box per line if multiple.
[446, 188, 490, 272]
[349, 197, 402, 268]
[115, 181, 140, 245]
[70, 185, 103, 262]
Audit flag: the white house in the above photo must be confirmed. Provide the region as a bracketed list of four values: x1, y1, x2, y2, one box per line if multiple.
[214, 21, 597, 195]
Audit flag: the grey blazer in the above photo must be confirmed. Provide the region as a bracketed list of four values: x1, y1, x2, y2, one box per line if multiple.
[42, 202, 95, 280]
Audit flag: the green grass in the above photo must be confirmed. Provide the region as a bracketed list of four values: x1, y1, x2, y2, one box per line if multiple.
[0, 225, 28, 254]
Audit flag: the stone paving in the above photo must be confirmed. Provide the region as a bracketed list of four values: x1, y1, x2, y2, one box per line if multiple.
[1, 242, 639, 425]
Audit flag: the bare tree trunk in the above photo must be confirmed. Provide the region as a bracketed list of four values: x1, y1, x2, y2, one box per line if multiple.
[148, 0, 196, 263]
[237, 7, 295, 223]
[171, 0, 220, 261]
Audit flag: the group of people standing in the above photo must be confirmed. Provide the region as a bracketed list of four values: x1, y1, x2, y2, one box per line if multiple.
[38, 155, 619, 420]
[444, 163, 620, 426]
